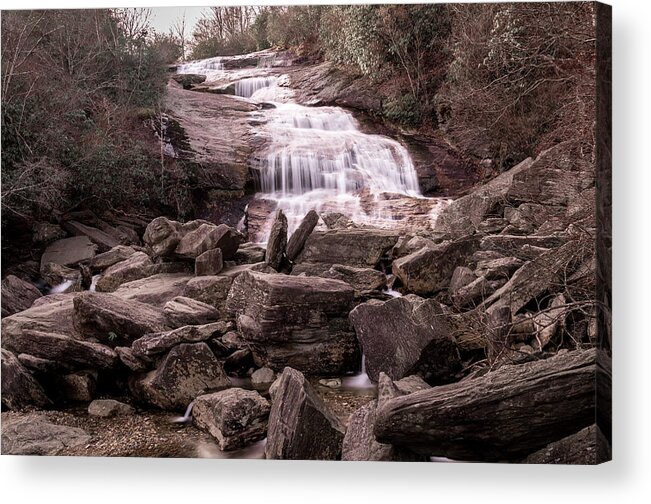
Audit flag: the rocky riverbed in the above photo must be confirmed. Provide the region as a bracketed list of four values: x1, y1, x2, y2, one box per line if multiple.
[1, 50, 610, 463]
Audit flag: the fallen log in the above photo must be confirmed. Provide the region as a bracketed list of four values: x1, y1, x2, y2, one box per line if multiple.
[374, 349, 596, 462]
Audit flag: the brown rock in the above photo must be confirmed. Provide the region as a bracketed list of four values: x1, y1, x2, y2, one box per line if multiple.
[286, 210, 319, 261]
[95, 252, 155, 292]
[265, 209, 288, 271]
[163, 296, 221, 328]
[1, 349, 52, 410]
[1, 275, 42, 317]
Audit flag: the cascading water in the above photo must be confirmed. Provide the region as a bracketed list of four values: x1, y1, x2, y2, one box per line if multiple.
[234, 76, 278, 98]
[254, 102, 424, 236]
[177, 56, 223, 74]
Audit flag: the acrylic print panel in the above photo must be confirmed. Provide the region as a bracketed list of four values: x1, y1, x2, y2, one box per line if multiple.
[0, 2, 611, 464]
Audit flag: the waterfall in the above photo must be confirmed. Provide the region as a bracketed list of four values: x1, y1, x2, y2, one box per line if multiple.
[234, 76, 278, 98]
[177, 57, 223, 74]
[255, 102, 422, 235]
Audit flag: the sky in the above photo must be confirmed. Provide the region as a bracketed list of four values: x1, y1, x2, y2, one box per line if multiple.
[149, 6, 209, 35]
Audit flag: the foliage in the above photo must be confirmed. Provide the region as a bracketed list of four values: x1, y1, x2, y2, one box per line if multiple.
[1, 9, 170, 226]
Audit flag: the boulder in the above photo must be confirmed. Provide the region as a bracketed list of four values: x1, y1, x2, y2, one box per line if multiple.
[286, 210, 319, 261]
[296, 229, 399, 268]
[175, 223, 241, 260]
[88, 399, 135, 418]
[319, 265, 387, 297]
[1, 414, 91, 455]
[73, 292, 169, 346]
[113, 273, 192, 307]
[95, 252, 155, 292]
[58, 371, 96, 402]
[1, 294, 76, 339]
[392, 235, 479, 295]
[226, 271, 359, 375]
[349, 296, 461, 383]
[17, 353, 61, 374]
[40, 236, 97, 268]
[1, 275, 42, 317]
[524, 424, 611, 464]
[143, 217, 182, 257]
[232, 244, 265, 265]
[448, 266, 477, 296]
[265, 209, 288, 271]
[451, 275, 505, 309]
[182, 275, 233, 311]
[39, 262, 81, 289]
[163, 296, 222, 328]
[1, 349, 52, 410]
[479, 234, 566, 260]
[2, 329, 117, 369]
[115, 346, 151, 372]
[132, 322, 231, 357]
[374, 350, 597, 461]
[195, 248, 223, 276]
[251, 367, 276, 388]
[193, 388, 270, 450]
[130, 342, 231, 410]
[475, 256, 524, 280]
[434, 157, 534, 237]
[265, 367, 344, 460]
[61, 220, 120, 252]
[89, 245, 137, 272]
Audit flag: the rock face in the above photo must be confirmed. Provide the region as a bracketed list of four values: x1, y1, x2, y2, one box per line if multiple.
[286, 209, 319, 261]
[265, 209, 288, 271]
[40, 236, 96, 268]
[2, 329, 118, 369]
[88, 399, 135, 418]
[524, 424, 611, 464]
[1, 275, 42, 317]
[163, 296, 221, 328]
[95, 252, 154, 292]
[392, 235, 479, 295]
[226, 271, 359, 375]
[73, 292, 169, 346]
[374, 350, 597, 461]
[349, 296, 461, 383]
[193, 388, 270, 450]
[265, 367, 344, 460]
[195, 248, 223, 276]
[296, 229, 399, 268]
[1, 349, 52, 410]
[130, 342, 231, 410]
[1, 414, 91, 455]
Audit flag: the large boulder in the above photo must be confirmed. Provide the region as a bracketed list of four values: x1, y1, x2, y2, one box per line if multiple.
[265, 209, 288, 271]
[95, 252, 155, 292]
[1, 414, 91, 455]
[295, 229, 399, 268]
[182, 275, 233, 311]
[61, 220, 121, 252]
[286, 209, 319, 261]
[73, 292, 169, 346]
[1, 294, 76, 339]
[163, 296, 222, 328]
[1, 275, 42, 317]
[226, 271, 359, 375]
[265, 367, 344, 460]
[2, 329, 117, 369]
[88, 399, 135, 418]
[434, 157, 534, 237]
[129, 342, 231, 410]
[143, 217, 182, 257]
[195, 248, 223, 276]
[349, 296, 461, 383]
[175, 223, 241, 260]
[132, 322, 231, 357]
[40, 236, 97, 268]
[392, 235, 479, 295]
[319, 264, 387, 297]
[1, 349, 52, 410]
[89, 245, 137, 272]
[113, 273, 192, 307]
[374, 350, 597, 461]
[193, 388, 270, 450]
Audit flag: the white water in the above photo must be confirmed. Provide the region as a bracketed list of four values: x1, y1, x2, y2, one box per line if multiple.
[235, 76, 278, 98]
[170, 400, 194, 424]
[49, 279, 74, 294]
[177, 56, 223, 74]
[196, 438, 267, 459]
[341, 356, 374, 390]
